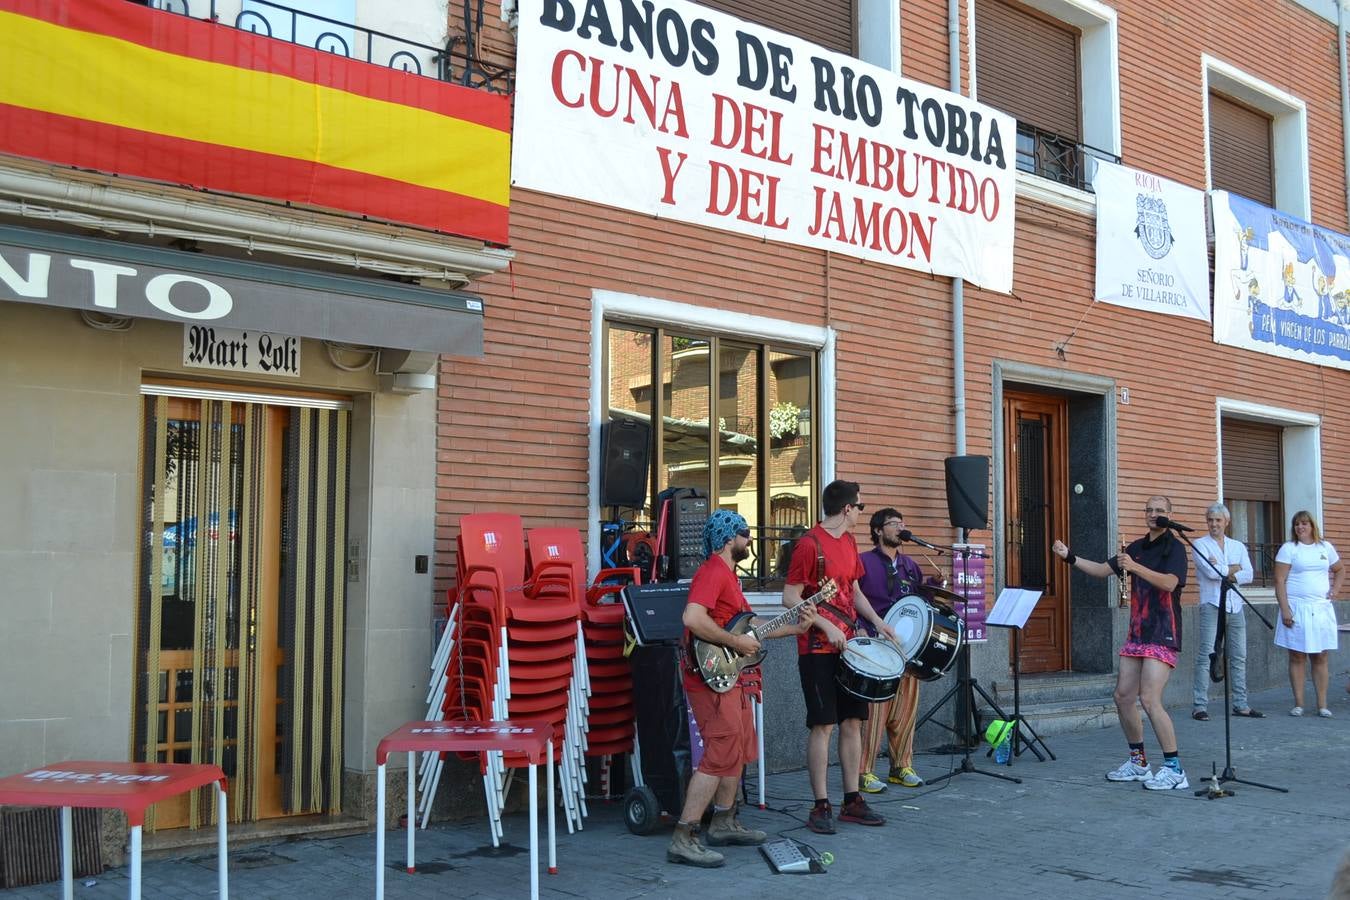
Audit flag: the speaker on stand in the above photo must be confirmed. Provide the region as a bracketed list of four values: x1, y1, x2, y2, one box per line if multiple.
[944, 454, 989, 530]
[599, 417, 652, 510]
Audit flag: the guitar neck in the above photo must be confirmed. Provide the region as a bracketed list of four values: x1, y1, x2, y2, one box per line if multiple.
[751, 587, 833, 638]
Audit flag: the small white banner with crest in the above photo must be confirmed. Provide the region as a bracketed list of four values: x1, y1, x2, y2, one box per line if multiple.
[1092, 159, 1209, 321]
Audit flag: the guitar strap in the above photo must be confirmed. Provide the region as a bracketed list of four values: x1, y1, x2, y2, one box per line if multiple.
[807, 532, 858, 631]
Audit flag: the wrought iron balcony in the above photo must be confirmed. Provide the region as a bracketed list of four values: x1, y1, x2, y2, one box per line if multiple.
[151, 0, 511, 92]
[1014, 123, 1119, 192]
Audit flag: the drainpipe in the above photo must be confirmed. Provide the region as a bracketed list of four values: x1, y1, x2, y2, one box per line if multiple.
[949, 0, 967, 456]
[1340, 0, 1350, 229]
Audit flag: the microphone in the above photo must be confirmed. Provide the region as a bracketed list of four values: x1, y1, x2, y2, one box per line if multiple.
[898, 529, 944, 551]
[1154, 516, 1194, 533]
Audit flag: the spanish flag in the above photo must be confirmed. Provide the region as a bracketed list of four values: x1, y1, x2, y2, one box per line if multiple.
[0, 0, 510, 243]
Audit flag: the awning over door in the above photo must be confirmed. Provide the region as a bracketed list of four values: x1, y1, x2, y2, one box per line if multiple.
[0, 225, 484, 356]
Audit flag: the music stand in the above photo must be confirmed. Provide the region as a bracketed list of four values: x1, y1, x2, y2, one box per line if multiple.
[986, 588, 1055, 763]
[914, 533, 1021, 785]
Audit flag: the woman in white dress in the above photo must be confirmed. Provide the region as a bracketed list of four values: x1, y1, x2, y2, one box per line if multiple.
[1274, 510, 1345, 717]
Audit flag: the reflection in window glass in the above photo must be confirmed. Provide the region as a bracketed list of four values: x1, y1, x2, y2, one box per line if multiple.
[718, 344, 759, 574]
[767, 351, 813, 574]
[606, 325, 656, 516]
[661, 334, 711, 499]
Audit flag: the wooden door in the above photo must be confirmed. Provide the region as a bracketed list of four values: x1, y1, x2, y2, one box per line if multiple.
[1004, 391, 1071, 672]
[134, 394, 346, 828]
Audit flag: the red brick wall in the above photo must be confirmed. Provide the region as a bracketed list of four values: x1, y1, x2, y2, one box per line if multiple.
[435, 0, 1350, 600]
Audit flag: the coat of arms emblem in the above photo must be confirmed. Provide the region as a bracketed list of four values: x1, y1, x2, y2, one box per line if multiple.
[1134, 194, 1174, 260]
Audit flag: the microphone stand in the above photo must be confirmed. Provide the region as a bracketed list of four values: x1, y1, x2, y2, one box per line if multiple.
[1169, 526, 1286, 796]
[913, 531, 1021, 786]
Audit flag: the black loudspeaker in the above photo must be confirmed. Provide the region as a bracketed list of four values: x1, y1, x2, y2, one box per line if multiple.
[944, 455, 990, 530]
[600, 417, 651, 509]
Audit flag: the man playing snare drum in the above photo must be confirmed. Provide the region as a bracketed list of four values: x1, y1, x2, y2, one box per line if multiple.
[857, 508, 936, 793]
[783, 480, 896, 835]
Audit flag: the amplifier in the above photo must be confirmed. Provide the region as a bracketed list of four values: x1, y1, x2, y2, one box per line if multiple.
[619, 583, 690, 646]
[664, 489, 709, 581]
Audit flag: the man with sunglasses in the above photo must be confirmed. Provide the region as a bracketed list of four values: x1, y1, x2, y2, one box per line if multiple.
[668, 510, 817, 867]
[1052, 496, 1190, 791]
[783, 480, 897, 834]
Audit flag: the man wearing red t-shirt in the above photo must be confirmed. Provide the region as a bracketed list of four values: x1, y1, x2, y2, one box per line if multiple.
[667, 510, 817, 868]
[783, 480, 896, 835]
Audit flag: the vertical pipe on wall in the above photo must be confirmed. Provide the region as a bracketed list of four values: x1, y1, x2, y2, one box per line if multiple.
[1339, 0, 1350, 230]
[949, 0, 967, 456]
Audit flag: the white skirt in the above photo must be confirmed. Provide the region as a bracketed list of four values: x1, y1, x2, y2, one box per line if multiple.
[1274, 597, 1340, 654]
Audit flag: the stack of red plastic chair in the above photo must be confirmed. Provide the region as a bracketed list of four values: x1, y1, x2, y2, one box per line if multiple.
[527, 529, 641, 770]
[421, 514, 586, 841]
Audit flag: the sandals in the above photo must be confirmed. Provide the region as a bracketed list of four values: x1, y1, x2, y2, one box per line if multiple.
[1191, 709, 1210, 721]
[1232, 707, 1265, 718]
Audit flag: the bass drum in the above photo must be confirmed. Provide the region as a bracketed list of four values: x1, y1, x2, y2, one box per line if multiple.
[884, 595, 965, 681]
[835, 637, 906, 701]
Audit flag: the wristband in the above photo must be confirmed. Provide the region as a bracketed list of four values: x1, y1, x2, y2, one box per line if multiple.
[1064, 552, 1077, 566]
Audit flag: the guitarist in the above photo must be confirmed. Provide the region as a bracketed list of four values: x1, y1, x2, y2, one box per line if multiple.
[783, 480, 897, 836]
[668, 510, 817, 868]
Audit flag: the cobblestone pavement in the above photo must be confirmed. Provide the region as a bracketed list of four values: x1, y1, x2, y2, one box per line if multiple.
[7, 683, 1350, 899]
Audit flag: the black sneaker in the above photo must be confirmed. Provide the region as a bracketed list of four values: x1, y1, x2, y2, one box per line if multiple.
[806, 802, 836, 835]
[838, 796, 885, 826]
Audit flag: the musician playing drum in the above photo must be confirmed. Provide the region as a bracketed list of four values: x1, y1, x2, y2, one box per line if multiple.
[668, 510, 817, 868]
[783, 480, 896, 835]
[857, 508, 938, 793]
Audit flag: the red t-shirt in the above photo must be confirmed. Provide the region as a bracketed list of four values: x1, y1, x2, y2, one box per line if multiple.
[682, 556, 754, 693]
[787, 525, 865, 655]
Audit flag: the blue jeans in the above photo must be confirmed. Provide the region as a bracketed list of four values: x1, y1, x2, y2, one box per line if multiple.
[1192, 602, 1248, 709]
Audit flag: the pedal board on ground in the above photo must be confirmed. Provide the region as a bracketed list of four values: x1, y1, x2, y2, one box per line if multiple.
[759, 838, 826, 874]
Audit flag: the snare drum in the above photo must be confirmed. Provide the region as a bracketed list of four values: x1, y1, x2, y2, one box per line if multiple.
[883, 595, 965, 681]
[835, 637, 907, 701]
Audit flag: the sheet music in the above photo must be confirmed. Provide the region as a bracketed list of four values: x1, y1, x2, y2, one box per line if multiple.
[987, 588, 1042, 630]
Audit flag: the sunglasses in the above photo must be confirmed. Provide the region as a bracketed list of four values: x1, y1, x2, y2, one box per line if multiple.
[736, 528, 751, 539]
[851, 502, 866, 511]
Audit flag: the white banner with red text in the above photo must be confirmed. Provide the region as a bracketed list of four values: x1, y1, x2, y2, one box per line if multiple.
[512, 0, 1017, 293]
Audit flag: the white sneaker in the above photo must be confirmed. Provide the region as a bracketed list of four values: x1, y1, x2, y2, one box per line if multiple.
[1105, 759, 1152, 782]
[1143, 766, 1189, 791]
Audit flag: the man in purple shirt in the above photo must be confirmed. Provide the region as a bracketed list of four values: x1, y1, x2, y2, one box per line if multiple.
[857, 508, 934, 791]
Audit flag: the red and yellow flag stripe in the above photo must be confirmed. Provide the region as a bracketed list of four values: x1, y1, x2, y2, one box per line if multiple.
[0, 0, 510, 243]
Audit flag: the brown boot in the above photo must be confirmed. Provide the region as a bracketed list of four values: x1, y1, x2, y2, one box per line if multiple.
[705, 805, 767, 846]
[666, 822, 725, 867]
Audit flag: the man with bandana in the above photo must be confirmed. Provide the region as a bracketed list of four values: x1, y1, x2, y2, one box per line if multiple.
[667, 510, 818, 867]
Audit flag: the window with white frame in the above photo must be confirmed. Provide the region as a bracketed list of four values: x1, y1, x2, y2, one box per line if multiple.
[1217, 400, 1321, 588]
[1204, 56, 1310, 219]
[973, 0, 1119, 193]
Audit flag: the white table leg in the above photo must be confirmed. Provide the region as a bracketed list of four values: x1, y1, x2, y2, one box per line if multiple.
[61, 806, 73, 900]
[406, 751, 416, 874]
[129, 824, 142, 900]
[216, 782, 230, 898]
[375, 762, 386, 900]
[528, 761, 539, 900]
[546, 739, 556, 875]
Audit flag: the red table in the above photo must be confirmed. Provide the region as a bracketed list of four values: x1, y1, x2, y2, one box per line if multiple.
[375, 720, 554, 900]
[0, 761, 228, 899]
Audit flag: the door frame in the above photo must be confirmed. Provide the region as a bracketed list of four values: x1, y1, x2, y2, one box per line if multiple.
[990, 362, 1118, 669]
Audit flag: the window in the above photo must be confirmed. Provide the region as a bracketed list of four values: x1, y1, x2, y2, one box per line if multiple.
[1217, 399, 1322, 589]
[697, 0, 855, 56]
[1203, 55, 1310, 218]
[1209, 93, 1274, 207]
[1221, 418, 1282, 585]
[604, 323, 818, 584]
[974, 0, 1119, 192]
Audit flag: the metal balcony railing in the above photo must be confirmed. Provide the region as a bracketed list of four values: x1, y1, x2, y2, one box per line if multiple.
[1248, 542, 1281, 589]
[1014, 122, 1120, 192]
[151, 0, 512, 92]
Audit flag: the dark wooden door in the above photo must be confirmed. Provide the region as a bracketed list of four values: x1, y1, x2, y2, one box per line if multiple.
[1004, 392, 1071, 672]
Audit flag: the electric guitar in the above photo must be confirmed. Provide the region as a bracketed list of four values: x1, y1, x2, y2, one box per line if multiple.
[691, 580, 838, 693]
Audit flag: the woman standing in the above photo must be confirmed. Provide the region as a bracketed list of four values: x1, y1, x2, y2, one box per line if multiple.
[1274, 510, 1345, 717]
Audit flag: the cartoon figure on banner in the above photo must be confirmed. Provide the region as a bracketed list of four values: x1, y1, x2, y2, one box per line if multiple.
[1336, 291, 1350, 326]
[1316, 272, 1336, 322]
[1282, 262, 1303, 310]
[1247, 278, 1271, 338]
[1134, 194, 1174, 260]
[1236, 225, 1255, 269]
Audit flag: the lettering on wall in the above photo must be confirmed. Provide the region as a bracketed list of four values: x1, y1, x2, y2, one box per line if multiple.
[183, 325, 300, 377]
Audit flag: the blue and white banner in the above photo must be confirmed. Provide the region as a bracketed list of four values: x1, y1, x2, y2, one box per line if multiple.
[1091, 160, 1209, 320]
[1212, 191, 1350, 369]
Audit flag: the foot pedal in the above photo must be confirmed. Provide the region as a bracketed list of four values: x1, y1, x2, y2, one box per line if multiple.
[759, 838, 827, 874]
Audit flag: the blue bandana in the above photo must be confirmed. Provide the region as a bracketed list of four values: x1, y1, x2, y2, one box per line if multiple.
[703, 509, 749, 558]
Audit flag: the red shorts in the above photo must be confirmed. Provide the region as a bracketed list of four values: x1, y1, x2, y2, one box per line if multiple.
[686, 685, 758, 777]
